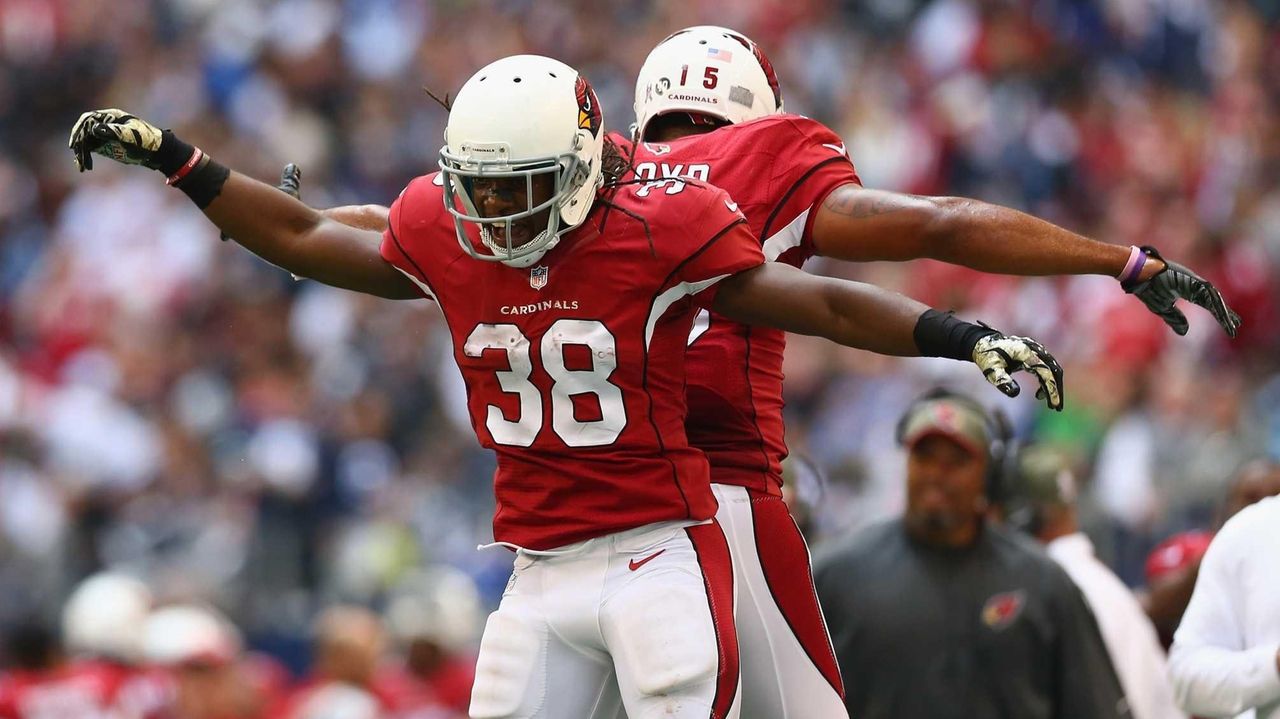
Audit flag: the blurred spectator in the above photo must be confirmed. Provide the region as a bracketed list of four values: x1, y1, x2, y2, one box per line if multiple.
[1169, 496, 1280, 718]
[0, 621, 97, 718]
[144, 604, 272, 719]
[376, 567, 480, 718]
[59, 572, 174, 718]
[275, 606, 389, 719]
[1144, 530, 1215, 649]
[813, 390, 1129, 718]
[1002, 445, 1183, 719]
[1221, 458, 1280, 521]
[1144, 458, 1280, 648]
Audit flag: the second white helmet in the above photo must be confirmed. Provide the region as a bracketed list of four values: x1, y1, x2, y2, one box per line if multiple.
[633, 26, 784, 142]
[441, 55, 605, 268]
[62, 572, 151, 663]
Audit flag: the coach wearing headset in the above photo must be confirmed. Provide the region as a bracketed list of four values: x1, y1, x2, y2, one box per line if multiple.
[812, 389, 1130, 719]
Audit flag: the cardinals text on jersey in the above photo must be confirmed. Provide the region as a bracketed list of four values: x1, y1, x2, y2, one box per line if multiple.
[380, 171, 762, 550]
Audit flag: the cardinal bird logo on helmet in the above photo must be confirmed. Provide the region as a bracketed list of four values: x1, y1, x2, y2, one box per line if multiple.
[725, 31, 783, 110]
[575, 76, 602, 136]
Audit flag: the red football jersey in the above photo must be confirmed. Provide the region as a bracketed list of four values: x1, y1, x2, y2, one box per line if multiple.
[0, 668, 111, 719]
[380, 172, 763, 550]
[628, 115, 860, 494]
[0, 660, 172, 719]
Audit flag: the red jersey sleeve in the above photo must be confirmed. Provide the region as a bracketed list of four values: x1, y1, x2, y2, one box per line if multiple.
[760, 115, 860, 263]
[378, 174, 439, 299]
[677, 184, 764, 308]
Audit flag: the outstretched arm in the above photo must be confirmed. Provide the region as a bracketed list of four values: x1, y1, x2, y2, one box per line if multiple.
[322, 204, 391, 232]
[222, 164, 391, 236]
[811, 184, 1240, 337]
[68, 109, 418, 300]
[205, 173, 416, 298]
[712, 262, 1064, 409]
[812, 187, 1136, 275]
[713, 262, 922, 355]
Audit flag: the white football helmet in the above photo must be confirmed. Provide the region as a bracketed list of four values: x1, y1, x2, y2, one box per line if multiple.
[633, 26, 784, 142]
[62, 572, 152, 663]
[144, 605, 241, 666]
[440, 54, 605, 268]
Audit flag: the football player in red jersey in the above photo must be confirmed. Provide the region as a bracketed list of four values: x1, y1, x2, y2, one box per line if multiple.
[287, 28, 1241, 717]
[619, 26, 1242, 719]
[69, 54, 1063, 718]
[0, 573, 175, 719]
[0, 623, 110, 719]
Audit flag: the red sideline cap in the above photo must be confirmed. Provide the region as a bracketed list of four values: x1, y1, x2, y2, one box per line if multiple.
[1145, 531, 1214, 584]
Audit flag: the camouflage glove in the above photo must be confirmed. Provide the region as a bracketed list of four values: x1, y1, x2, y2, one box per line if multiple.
[69, 109, 169, 172]
[1124, 246, 1241, 338]
[972, 332, 1064, 411]
[70, 108, 229, 209]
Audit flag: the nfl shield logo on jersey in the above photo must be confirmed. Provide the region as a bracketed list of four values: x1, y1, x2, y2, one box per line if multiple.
[530, 265, 549, 290]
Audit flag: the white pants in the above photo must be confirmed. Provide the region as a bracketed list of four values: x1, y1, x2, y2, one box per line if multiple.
[469, 520, 741, 719]
[711, 484, 848, 719]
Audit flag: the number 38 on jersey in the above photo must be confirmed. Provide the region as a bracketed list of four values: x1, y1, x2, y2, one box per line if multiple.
[464, 319, 627, 448]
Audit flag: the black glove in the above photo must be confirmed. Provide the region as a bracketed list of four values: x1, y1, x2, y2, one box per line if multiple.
[1124, 246, 1241, 338]
[69, 109, 180, 173]
[972, 332, 1065, 411]
[70, 108, 229, 209]
[221, 164, 301, 241]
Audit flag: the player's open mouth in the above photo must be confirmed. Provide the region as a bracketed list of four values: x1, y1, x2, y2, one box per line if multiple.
[481, 223, 541, 254]
[490, 224, 534, 247]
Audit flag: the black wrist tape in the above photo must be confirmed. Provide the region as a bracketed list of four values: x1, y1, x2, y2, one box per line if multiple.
[155, 130, 198, 176]
[913, 309, 999, 360]
[173, 156, 230, 209]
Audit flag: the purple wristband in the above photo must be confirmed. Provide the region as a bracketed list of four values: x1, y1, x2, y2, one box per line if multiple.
[1118, 245, 1147, 286]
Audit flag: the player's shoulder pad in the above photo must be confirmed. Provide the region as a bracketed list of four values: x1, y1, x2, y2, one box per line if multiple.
[391, 172, 446, 227]
[399, 171, 445, 202]
[732, 113, 847, 158]
[615, 178, 746, 248]
[629, 176, 744, 219]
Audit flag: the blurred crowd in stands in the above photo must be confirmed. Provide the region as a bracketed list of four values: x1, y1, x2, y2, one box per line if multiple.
[1, 0, 1278, 715]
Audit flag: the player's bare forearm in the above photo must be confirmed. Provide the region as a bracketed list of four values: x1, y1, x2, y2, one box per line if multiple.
[322, 204, 391, 233]
[713, 263, 924, 355]
[205, 173, 417, 299]
[715, 262, 1065, 408]
[812, 185, 1164, 280]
